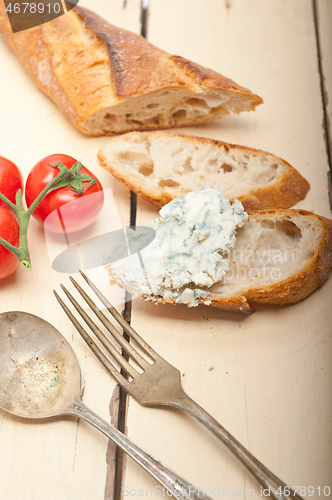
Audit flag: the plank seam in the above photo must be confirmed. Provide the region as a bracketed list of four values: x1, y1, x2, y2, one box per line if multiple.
[113, 2, 149, 499]
[312, 0, 332, 209]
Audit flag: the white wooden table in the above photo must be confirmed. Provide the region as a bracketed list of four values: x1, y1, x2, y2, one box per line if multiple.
[0, 1, 331, 499]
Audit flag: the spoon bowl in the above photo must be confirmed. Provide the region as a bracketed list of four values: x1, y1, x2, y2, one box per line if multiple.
[0, 311, 80, 418]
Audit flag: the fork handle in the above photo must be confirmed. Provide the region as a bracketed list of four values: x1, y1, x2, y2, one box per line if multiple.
[67, 398, 210, 500]
[173, 392, 303, 500]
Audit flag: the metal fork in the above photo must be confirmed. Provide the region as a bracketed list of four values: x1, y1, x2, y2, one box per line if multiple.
[55, 272, 302, 500]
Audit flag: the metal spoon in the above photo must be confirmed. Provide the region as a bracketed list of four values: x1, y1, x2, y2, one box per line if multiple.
[0, 311, 206, 500]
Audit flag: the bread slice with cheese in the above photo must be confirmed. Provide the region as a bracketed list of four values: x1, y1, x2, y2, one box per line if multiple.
[106, 208, 332, 313]
[0, 4, 262, 136]
[98, 132, 310, 210]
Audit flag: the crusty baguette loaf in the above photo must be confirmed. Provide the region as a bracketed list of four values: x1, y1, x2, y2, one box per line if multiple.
[98, 132, 310, 210]
[106, 209, 332, 313]
[0, 4, 262, 136]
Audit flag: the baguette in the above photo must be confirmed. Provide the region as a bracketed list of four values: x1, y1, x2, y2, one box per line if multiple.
[98, 132, 310, 210]
[106, 206, 332, 314]
[0, 4, 262, 136]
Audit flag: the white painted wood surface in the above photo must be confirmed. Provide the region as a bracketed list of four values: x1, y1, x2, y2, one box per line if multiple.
[0, 1, 331, 500]
[123, 1, 332, 499]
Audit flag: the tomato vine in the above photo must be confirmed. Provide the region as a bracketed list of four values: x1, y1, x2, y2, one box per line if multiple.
[0, 161, 98, 272]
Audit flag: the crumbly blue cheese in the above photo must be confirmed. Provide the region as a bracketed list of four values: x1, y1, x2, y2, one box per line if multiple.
[107, 188, 248, 306]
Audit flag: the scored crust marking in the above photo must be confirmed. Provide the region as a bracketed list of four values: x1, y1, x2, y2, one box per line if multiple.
[171, 55, 262, 99]
[75, 6, 189, 98]
[75, 6, 263, 102]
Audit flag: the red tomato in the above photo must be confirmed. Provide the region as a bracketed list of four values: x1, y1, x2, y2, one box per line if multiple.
[0, 155, 24, 208]
[25, 154, 104, 234]
[0, 207, 20, 279]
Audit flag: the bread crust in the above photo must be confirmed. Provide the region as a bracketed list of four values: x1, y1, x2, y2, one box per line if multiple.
[0, 4, 262, 135]
[98, 132, 310, 210]
[106, 209, 332, 313]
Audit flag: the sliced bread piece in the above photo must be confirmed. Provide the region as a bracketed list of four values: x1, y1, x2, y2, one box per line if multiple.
[0, 5, 262, 135]
[98, 132, 310, 210]
[106, 204, 332, 313]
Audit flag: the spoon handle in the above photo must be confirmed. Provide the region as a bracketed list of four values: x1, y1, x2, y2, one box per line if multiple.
[68, 398, 208, 500]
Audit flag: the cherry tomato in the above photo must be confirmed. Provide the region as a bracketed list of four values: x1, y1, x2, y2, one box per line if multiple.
[0, 207, 20, 279]
[25, 154, 104, 234]
[0, 155, 24, 207]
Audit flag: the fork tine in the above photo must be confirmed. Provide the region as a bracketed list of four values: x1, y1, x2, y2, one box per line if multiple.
[53, 291, 131, 389]
[68, 276, 151, 369]
[57, 285, 140, 379]
[79, 271, 158, 360]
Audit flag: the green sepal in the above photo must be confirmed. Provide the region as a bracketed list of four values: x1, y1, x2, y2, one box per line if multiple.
[47, 162, 96, 195]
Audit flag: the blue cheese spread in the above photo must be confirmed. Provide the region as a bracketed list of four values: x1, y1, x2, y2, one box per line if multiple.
[106, 188, 248, 306]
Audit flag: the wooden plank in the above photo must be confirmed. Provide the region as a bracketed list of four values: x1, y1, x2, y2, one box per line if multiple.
[0, 1, 140, 499]
[316, 0, 332, 186]
[122, 0, 332, 498]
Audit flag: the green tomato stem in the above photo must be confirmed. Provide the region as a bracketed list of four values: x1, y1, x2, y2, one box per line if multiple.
[25, 169, 68, 217]
[0, 192, 17, 211]
[0, 235, 22, 256]
[0, 168, 73, 271]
